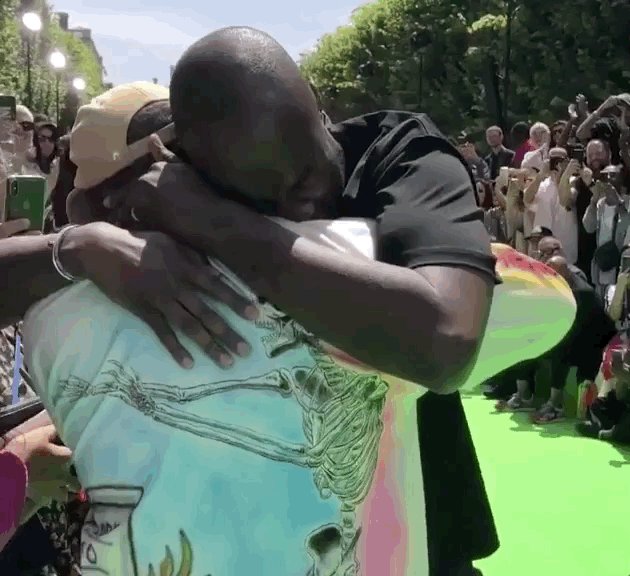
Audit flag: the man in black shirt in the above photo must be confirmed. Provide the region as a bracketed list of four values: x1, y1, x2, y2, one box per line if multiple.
[484, 125, 515, 180]
[120, 27, 499, 575]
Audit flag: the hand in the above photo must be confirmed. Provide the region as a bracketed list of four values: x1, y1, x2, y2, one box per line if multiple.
[576, 94, 589, 118]
[580, 166, 593, 187]
[4, 424, 71, 467]
[564, 159, 581, 178]
[63, 223, 257, 369]
[0, 218, 30, 239]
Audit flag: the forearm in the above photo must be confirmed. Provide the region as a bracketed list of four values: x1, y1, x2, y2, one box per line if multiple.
[576, 111, 600, 142]
[557, 121, 574, 148]
[608, 277, 627, 321]
[557, 176, 573, 208]
[0, 235, 69, 327]
[177, 198, 456, 388]
[524, 175, 543, 205]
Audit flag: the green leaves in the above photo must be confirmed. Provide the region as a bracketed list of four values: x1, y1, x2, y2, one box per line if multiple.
[300, 0, 630, 139]
[0, 0, 104, 124]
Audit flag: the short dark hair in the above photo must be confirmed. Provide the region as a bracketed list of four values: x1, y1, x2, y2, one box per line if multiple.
[511, 122, 530, 139]
[126, 100, 172, 145]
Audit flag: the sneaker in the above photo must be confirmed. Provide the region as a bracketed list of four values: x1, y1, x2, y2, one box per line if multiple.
[533, 402, 564, 424]
[496, 392, 535, 412]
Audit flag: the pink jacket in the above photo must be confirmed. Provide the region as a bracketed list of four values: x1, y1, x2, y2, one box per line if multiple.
[0, 410, 50, 551]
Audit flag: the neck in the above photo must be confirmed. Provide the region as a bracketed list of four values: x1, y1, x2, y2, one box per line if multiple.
[492, 145, 502, 153]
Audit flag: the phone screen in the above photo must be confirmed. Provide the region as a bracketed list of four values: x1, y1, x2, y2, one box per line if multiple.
[0, 95, 16, 121]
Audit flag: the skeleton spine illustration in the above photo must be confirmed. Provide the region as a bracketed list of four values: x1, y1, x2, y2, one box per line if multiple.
[59, 302, 388, 576]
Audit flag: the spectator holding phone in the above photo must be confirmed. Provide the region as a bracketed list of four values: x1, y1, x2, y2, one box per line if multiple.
[533, 147, 578, 264]
[457, 137, 490, 183]
[558, 140, 610, 281]
[582, 164, 630, 297]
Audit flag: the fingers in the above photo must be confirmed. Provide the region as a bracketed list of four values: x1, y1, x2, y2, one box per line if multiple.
[139, 307, 194, 369]
[162, 297, 234, 368]
[0, 218, 31, 238]
[46, 443, 72, 459]
[177, 290, 251, 359]
[149, 134, 179, 163]
[186, 264, 259, 321]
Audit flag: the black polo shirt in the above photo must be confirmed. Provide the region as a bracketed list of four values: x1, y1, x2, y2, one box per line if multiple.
[329, 111, 500, 574]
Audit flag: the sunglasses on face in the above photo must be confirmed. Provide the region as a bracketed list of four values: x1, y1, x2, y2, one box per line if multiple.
[38, 134, 55, 143]
[19, 121, 34, 131]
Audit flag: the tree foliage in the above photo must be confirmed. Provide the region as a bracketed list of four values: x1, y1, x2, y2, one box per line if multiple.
[301, 0, 630, 139]
[0, 0, 105, 127]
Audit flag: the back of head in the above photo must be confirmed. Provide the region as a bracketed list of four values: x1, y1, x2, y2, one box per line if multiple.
[510, 122, 530, 145]
[530, 122, 550, 146]
[170, 27, 322, 201]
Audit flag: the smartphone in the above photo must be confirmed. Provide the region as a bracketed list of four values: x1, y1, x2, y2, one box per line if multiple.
[5, 175, 47, 231]
[567, 144, 585, 164]
[0, 95, 16, 121]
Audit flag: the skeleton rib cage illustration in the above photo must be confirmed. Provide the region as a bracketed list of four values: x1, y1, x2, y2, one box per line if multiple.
[58, 303, 389, 576]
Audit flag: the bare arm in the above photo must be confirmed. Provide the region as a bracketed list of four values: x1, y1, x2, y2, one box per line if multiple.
[558, 161, 579, 208]
[556, 119, 574, 148]
[608, 273, 628, 321]
[576, 110, 602, 142]
[0, 234, 69, 328]
[582, 196, 600, 234]
[169, 195, 493, 392]
[524, 169, 546, 206]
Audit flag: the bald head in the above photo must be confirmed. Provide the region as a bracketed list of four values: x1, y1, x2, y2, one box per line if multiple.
[170, 27, 334, 206]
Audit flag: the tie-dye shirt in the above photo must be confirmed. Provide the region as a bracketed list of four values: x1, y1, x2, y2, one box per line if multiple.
[23, 218, 575, 576]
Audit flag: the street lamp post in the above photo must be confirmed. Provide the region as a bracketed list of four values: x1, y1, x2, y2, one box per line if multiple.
[49, 50, 66, 125]
[22, 12, 42, 109]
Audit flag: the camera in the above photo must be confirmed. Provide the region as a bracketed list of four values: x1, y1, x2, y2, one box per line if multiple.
[567, 144, 585, 164]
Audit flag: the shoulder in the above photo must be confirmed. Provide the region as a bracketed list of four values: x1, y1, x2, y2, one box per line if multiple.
[331, 110, 454, 174]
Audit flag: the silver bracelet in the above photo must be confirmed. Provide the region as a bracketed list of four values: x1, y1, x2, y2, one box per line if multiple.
[52, 225, 81, 282]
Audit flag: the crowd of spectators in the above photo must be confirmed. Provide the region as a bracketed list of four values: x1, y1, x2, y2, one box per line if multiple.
[0, 104, 63, 236]
[461, 93, 630, 441]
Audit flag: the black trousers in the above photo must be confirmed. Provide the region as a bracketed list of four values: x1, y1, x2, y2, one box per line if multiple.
[0, 516, 56, 575]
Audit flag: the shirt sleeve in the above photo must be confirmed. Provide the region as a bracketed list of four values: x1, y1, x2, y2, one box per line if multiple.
[374, 145, 497, 283]
[533, 181, 553, 232]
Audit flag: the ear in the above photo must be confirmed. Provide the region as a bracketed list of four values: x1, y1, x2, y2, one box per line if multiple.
[148, 134, 179, 163]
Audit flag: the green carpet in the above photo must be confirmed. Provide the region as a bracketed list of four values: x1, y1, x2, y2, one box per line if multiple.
[462, 394, 630, 576]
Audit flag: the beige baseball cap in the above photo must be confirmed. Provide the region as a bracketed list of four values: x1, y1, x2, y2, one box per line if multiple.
[70, 81, 175, 190]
